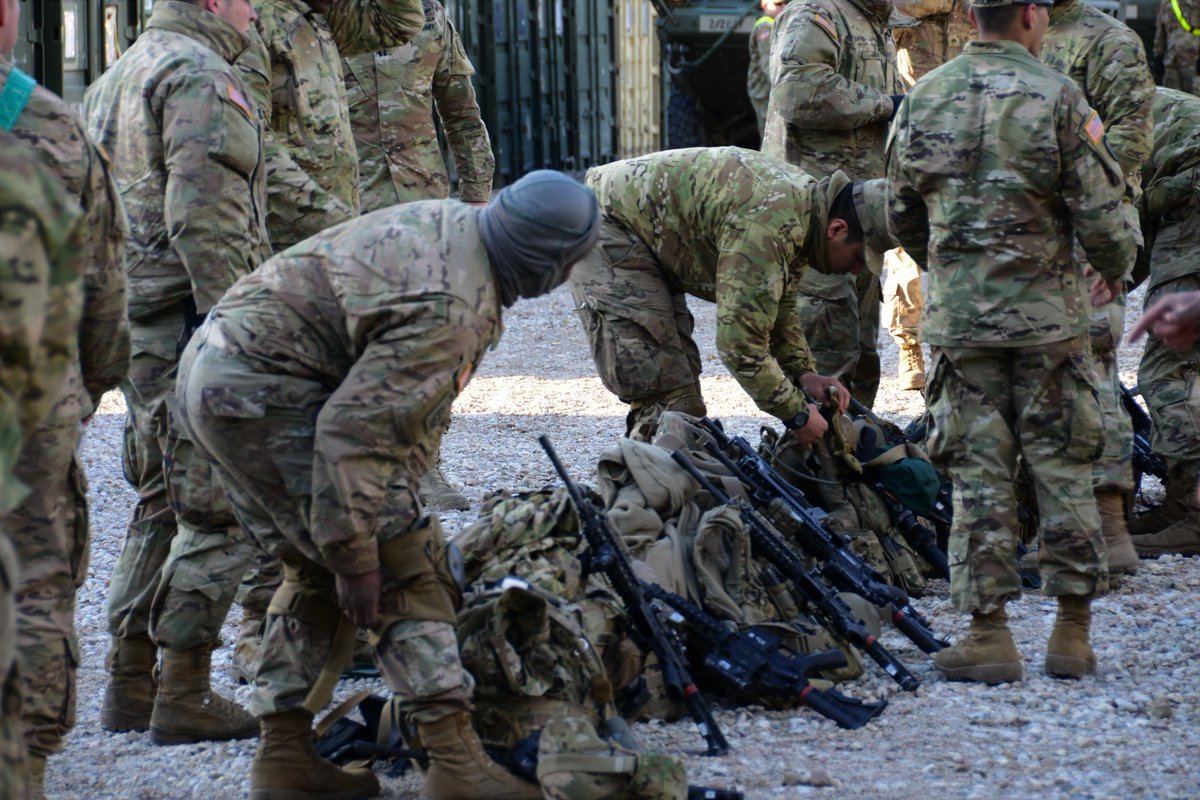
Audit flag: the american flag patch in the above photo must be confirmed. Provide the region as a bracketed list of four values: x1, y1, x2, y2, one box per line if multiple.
[226, 85, 253, 120]
[1084, 111, 1104, 144]
[812, 13, 838, 41]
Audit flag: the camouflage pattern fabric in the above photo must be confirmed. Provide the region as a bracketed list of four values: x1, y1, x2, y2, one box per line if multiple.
[893, 1, 973, 88]
[0, 60, 131, 760]
[573, 147, 848, 424]
[537, 716, 687, 800]
[882, 248, 922, 357]
[1154, 0, 1200, 95]
[344, 0, 494, 211]
[747, 15, 776, 134]
[927, 340, 1108, 611]
[251, 0, 426, 249]
[1139, 87, 1200, 276]
[796, 267, 881, 406]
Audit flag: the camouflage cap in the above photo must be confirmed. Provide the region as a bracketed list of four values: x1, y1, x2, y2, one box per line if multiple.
[852, 179, 895, 269]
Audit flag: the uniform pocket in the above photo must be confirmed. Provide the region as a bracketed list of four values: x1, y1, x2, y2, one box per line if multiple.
[925, 350, 968, 465]
[1061, 353, 1104, 462]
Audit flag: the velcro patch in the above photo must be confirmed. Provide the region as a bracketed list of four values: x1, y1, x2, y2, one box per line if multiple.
[1084, 111, 1104, 145]
[812, 13, 838, 41]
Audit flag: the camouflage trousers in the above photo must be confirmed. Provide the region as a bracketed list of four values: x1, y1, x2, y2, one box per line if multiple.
[882, 248, 923, 352]
[796, 269, 881, 408]
[1089, 298, 1134, 493]
[0, 530, 26, 800]
[569, 222, 703, 406]
[1140, 271, 1200, 462]
[926, 337, 1107, 614]
[109, 312, 277, 651]
[1162, 64, 1198, 95]
[175, 338, 471, 720]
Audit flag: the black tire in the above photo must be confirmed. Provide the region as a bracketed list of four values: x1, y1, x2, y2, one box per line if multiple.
[667, 88, 707, 149]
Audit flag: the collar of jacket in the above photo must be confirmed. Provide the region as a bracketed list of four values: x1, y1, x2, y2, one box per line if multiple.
[962, 39, 1040, 59]
[847, 0, 896, 28]
[147, 0, 251, 64]
[1050, 0, 1081, 22]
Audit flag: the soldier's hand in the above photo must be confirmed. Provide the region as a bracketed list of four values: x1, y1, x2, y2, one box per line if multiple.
[335, 569, 382, 629]
[1088, 275, 1121, 307]
[1130, 291, 1200, 352]
[790, 403, 829, 446]
[799, 373, 850, 412]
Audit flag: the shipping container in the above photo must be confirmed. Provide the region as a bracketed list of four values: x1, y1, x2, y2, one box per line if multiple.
[614, 0, 662, 159]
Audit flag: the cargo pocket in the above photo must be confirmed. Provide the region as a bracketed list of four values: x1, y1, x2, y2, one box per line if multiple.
[68, 453, 91, 589]
[924, 351, 968, 465]
[1061, 353, 1104, 462]
[580, 293, 691, 401]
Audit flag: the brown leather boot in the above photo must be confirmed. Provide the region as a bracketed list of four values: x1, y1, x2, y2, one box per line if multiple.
[1045, 596, 1095, 679]
[418, 711, 542, 800]
[1096, 491, 1138, 575]
[149, 647, 258, 745]
[100, 636, 157, 732]
[933, 607, 1023, 684]
[1132, 511, 1200, 556]
[1128, 461, 1196, 536]
[250, 709, 380, 800]
[419, 461, 469, 512]
[897, 342, 926, 391]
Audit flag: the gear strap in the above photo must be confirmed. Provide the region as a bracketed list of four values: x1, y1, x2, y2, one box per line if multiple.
[1171, 0, 1200, 34]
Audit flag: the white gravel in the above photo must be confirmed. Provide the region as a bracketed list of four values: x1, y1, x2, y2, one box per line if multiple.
[49, 283, 1200, 799]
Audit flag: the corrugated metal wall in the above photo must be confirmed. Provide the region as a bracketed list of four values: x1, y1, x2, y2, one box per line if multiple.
[614, 0, 661, 159]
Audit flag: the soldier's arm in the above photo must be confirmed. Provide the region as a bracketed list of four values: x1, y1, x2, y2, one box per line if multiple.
[433, 16, 495, 202]
[160, 72, 262, 314]
[1083, 31, 1155, 184]
[327, 0, 425, 58]
[309, 298, 483, 575]
[1058, 93, 1138, 282]
[884, 112, 929, 267]
[747, 20, 774, 117]
[1153, 2, 1167, 61]
[713, 226, 812, 422]
[78, 144, 131, 407]
[262, 129, 359, 244]
[0, 204, 53, 445]
[769, 5, 894, 131]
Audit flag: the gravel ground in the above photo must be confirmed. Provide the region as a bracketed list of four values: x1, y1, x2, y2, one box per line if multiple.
[48, 283, 1200, 799]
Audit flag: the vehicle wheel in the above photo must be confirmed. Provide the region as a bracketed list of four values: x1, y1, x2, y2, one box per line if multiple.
[667, 87, 707, 149]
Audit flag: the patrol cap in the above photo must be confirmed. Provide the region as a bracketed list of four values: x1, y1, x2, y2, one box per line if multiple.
[969, 0, 1054, 7]
[852, 179, 895, 272]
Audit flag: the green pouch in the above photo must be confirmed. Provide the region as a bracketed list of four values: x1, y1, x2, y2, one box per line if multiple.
[867, 457, 941, 517]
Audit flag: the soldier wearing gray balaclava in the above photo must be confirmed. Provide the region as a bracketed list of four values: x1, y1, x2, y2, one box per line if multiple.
[172, 170, 599, 800]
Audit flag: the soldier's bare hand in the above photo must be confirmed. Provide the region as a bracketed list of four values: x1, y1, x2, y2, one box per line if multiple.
[799, 373, 850, 412]
[335, 569, 382, 629]
[790, 403, 828, 446]
[1089, 276, 1121, 307]
[1130, 291, 1200, 352]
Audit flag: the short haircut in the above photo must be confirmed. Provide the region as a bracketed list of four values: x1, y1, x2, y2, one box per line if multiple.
[830, 183, 864, 244]
[973, 4, 1027, 33]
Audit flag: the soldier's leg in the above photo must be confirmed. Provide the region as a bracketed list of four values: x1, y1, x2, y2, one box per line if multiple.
[0, 531, 28, 800]
[570, 223, 704, 440]
[1014, 338, 1106, 678]
[796, 272, 861, 397]
[926, 345, 1023, 683]
[231, 556, 284, 685]
[883, 249, 926, 391]
[853, 270, 882, 407]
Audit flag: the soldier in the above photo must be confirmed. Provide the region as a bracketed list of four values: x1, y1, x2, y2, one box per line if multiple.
[888, 0, 1136, 682]
[1134, 290, 1200, 351]
[1040, 0, 1155, 576]
[1128, 88, 1200, 556]
[0, 133, 85, 800]
[747, 0, 790, 137]
[1153, 0, 1200, 95]
[84, 0, 271, 744]
[762, 0, 904, 406]
[173, 171, 599, 800]
[570, 146, 894, 442]
[250, 0, 425, 250]
[343, 0, 494, 513]
[0, 6, 130, 791]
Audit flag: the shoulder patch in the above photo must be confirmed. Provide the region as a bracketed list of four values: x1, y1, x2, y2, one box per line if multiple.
[1083, 110, 1104, 145]
[811, 13, 839, 42]
[225, 84, 254, 121]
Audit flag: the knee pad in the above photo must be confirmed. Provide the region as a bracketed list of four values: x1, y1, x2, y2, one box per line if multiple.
[374, 517, 463, 643]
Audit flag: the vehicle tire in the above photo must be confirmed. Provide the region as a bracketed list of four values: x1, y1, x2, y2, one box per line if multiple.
[667, 87, 707, 149]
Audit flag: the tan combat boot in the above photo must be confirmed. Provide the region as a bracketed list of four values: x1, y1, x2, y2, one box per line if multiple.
[1045, 596, 1095, 679]
[28, 755, 46, 800]
[1127, 461, 1196, 537]
[149, 646, 258, 745]
[250, 709, 380, 800]
[1096, 491, 1139, 575]
[419, 461, 469, 512]
[233, 614, 264, 685]
[1131, 511, 1200, 557]
[417, 711, 542, 800]
[897, 342, 926, 391]
[933, 607, 1023, 683]
[100, 635, 157, 732]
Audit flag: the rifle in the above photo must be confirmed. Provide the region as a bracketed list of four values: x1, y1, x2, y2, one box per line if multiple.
[538, 436, 731, 756]
[641, 582, 887, 729]
[669, 448, 920, 691]
[698, 419, 948, 656]
[1121, 384, 1169, 493]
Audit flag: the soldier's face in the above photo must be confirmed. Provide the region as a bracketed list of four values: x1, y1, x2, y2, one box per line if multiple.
[1027, 4, 1051, 57]
[0, 0, 20, 58]
[209, 0, 257, 32]
[824, 220, 866, 275]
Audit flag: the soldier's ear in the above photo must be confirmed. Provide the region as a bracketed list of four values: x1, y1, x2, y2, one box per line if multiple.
[826, 217, 850, 243]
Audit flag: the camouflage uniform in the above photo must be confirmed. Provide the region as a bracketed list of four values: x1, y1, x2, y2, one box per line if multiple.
[1154, 0, 1200, 95]
[892, 0, 974, 88]
[571, 147, 855, 432]
[251, 0, 426, 249]
[762, 0, 902, 405]
[0, 59, 131, 766]
[0, 133, 85, 800]
[747, 14, 777, 135]
[1041, 0, 1155, 496]
[84, 0, 272, 655]
[887, 39, 1136, 611]
[344, 0, 494, 211]
[174, 201, 506, 722]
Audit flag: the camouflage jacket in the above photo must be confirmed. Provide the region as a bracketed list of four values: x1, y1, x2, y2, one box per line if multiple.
[84, 1, 269, 333]
[583, 146, 851, 422]
[3, 60, 130, 425]
[747, 15, 776, 132]
[1154, 0, 1200, 77]
[0, 133, 85, 511]
[1140, 88, 1200, 288]
[886, 40, 1135, 347]
[892, 2, 973, 86]
[209, 202, 501, 575]
[251, 0, 425, 248]
[1040, 0, 1155, 191]
[344, 0, 494, 210]
[762, 0, 901, 180]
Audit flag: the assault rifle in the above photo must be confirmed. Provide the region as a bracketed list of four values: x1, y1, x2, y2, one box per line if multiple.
[1121, 384, 1169, 493]
[669, 449, 921, 691]
[538, 436, 730, 756]
[641, 582, 887, 729]
[697, 419, 948, 656]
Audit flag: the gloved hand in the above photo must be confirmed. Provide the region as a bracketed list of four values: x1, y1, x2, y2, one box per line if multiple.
[887, 94, 905, 124]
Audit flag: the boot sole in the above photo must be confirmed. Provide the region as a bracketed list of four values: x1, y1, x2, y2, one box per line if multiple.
[150, 725, 259, 746]
[1045, 654, 1094, 679]
[249, 782, 380, 800]
[100, 712, 151, 733]
[936, 662, 1023, 684]
[1133, 544, 1200, 558]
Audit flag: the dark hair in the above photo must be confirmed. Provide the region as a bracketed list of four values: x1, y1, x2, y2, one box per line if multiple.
[829, 183, 864, 244]
[973, 4, 1028, 33]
